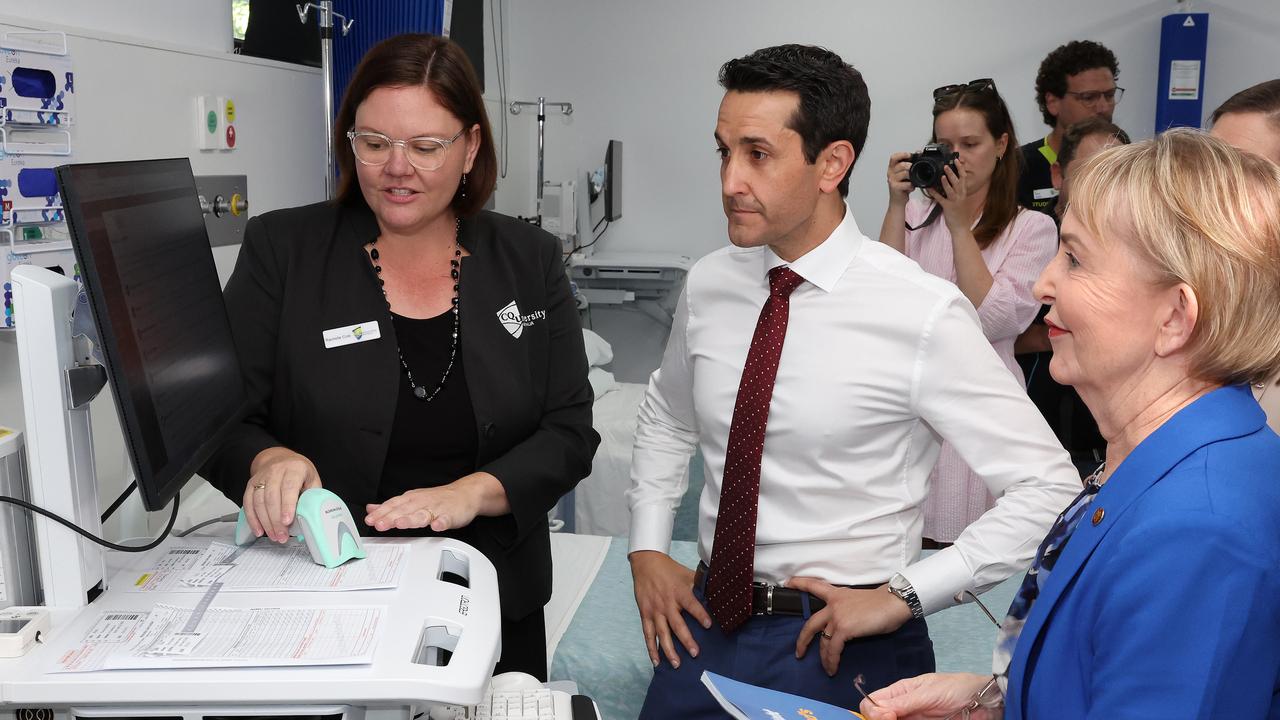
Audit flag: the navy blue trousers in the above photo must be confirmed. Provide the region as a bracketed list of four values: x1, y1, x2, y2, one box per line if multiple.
[638, 585, 935, 719]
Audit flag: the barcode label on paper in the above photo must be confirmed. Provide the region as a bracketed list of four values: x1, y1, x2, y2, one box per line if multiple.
[85, 612, 146, 643]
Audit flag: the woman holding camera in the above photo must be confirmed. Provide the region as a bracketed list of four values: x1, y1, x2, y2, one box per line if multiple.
[880, 79, 1058, 544]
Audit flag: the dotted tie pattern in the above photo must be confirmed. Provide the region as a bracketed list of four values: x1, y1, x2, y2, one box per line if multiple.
[705, 265, 806, 633]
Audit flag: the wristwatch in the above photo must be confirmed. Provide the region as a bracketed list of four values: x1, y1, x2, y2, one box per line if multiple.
[888, 573, 925, 620]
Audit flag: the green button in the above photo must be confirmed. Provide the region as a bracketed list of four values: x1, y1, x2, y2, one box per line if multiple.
[206, 110, 217, 134]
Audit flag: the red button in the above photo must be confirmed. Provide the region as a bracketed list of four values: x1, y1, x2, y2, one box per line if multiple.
[225, 125, 236, 148]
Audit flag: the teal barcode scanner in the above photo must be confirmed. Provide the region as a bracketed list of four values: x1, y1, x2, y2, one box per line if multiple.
[234, 487, 367, 568]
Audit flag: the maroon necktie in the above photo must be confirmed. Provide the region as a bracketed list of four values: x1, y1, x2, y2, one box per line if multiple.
[705, 265, 806, 633]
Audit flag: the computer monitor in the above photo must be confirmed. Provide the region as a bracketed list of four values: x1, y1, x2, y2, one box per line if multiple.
[604, 140, 622, 222]
[56, 158, 245, 512]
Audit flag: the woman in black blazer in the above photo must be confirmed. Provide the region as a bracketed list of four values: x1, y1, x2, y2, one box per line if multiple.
[202, 33, 599, 679]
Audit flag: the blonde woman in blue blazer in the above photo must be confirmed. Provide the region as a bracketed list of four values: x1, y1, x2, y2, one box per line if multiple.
[861, 130, 1280, 719]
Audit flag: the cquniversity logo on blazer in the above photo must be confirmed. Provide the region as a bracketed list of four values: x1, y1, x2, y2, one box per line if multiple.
[497, 300, 546, 339]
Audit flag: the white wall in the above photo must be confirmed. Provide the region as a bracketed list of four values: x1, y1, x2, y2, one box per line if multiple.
[0, 6, 326, 535]
[495, 0, 1280, 259]
[4, 0, 233, 54]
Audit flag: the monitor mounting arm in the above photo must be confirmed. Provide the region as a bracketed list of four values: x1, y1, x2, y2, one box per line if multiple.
[12, 265, 107, 610]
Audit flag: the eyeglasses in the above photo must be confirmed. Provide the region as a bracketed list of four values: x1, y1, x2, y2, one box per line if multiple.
[942, 591, 1004, 720]
[956, 589, 1003, 629]
[1061, 87, 1125, 107]
[933, 78, 996, 101]
[346, 128, 466, 171]
[854, 674, 880, 709]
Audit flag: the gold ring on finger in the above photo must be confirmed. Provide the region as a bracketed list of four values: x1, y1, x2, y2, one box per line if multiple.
[253, 482, 266, 490]
[820, 631, 833, 640]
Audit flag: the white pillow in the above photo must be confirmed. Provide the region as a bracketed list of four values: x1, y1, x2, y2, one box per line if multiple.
[582, 328, 613, 368]
[588, 367, 619, 399]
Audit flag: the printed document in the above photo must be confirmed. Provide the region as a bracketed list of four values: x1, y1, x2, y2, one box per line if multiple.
[54, 604, 383, 672]
[126, 540, 408, 592]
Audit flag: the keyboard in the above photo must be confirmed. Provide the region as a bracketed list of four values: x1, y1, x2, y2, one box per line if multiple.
[473, 686, 573, 720]
[425, 681, 597, 720]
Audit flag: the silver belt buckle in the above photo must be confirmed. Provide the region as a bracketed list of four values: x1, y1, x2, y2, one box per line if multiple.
[765, 585, 775, 615]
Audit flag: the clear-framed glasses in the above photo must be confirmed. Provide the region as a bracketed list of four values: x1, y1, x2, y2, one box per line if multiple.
[956, 589, 1003, 629]
[933, 78, 996, 101]
[1062, 86, 1125, 107]
[346, 128, 466, 171]
[941, 592, 1005, 720]
[853, 674, 880, 709]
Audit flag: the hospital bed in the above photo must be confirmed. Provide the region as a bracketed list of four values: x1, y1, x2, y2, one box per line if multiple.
[544, 533, 1020, 720]
[567, 329, 690, 537]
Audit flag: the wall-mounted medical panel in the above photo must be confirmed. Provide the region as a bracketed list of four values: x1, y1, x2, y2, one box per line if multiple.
[2, 233, 78, 329]
[0, 32, 75, 332]
[0, 157, 64, 227]
[0, 48, 75, 126]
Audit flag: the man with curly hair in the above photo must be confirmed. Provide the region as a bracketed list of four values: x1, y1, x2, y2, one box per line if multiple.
[1016, 40, 1121, 218]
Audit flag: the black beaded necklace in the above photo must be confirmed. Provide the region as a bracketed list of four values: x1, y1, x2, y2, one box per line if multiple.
[366, 217, 462, 402]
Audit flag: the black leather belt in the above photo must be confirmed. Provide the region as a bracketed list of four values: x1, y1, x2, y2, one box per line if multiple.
[693, 563, 880, 617]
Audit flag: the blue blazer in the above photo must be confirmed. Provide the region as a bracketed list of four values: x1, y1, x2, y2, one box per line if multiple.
[1005, 384, 1280, 719]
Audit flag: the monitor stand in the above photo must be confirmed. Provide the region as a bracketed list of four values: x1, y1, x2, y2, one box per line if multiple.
[12, 265, 108, 610]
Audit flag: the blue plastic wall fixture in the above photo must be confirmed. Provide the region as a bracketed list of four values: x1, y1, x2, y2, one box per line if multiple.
[1156, 12, 1209, 133]
[17, 168, 58, 198]
[12, 67, 55, 99]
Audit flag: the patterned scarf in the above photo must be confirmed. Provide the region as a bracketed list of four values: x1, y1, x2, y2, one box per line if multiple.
[992, 464, 1105, 689]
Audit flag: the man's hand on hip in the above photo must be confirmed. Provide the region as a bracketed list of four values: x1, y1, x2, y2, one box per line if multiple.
[629, 550, 713, 669]
[788, 577, 916, 676]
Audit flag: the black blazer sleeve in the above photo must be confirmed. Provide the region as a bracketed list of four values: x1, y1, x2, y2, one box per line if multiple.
[200, 212, 289, 500]
[478, 226, 599, 541]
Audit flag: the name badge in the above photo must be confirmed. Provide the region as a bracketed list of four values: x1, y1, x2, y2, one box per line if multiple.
[323, 320, 381, 349]
[1033, 187, 1060, 200]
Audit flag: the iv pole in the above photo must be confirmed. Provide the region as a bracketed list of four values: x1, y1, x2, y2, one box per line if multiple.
[297, 2, 355, 199]
[510, 96, 573, 225]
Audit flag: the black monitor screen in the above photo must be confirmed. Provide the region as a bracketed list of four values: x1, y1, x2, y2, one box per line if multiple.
[605, 140, 622, 222]
[57, 159, 245, 512]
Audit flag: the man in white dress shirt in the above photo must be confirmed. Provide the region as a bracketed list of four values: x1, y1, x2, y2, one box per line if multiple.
[627, 44, 1081, 717]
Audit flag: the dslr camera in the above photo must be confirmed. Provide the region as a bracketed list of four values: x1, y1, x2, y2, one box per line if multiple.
[908, 143, 959, 193]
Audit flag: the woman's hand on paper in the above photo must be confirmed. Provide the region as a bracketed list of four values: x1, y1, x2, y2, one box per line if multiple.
[365, 472, 507, 532]
[244, 447, 323, 543]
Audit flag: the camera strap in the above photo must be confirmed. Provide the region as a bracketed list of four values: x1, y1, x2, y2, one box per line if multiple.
[904, 202, 944, 232]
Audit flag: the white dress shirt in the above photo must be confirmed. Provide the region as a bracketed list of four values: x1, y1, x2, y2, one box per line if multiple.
[904, 197, 1060, 543]
[627, 205, 1081, 614]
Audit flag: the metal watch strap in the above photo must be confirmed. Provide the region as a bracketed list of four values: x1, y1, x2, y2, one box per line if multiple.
[889, 582, 925, 620]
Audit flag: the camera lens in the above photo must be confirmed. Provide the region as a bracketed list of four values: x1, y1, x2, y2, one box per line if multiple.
[910, 161, 938, 188]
